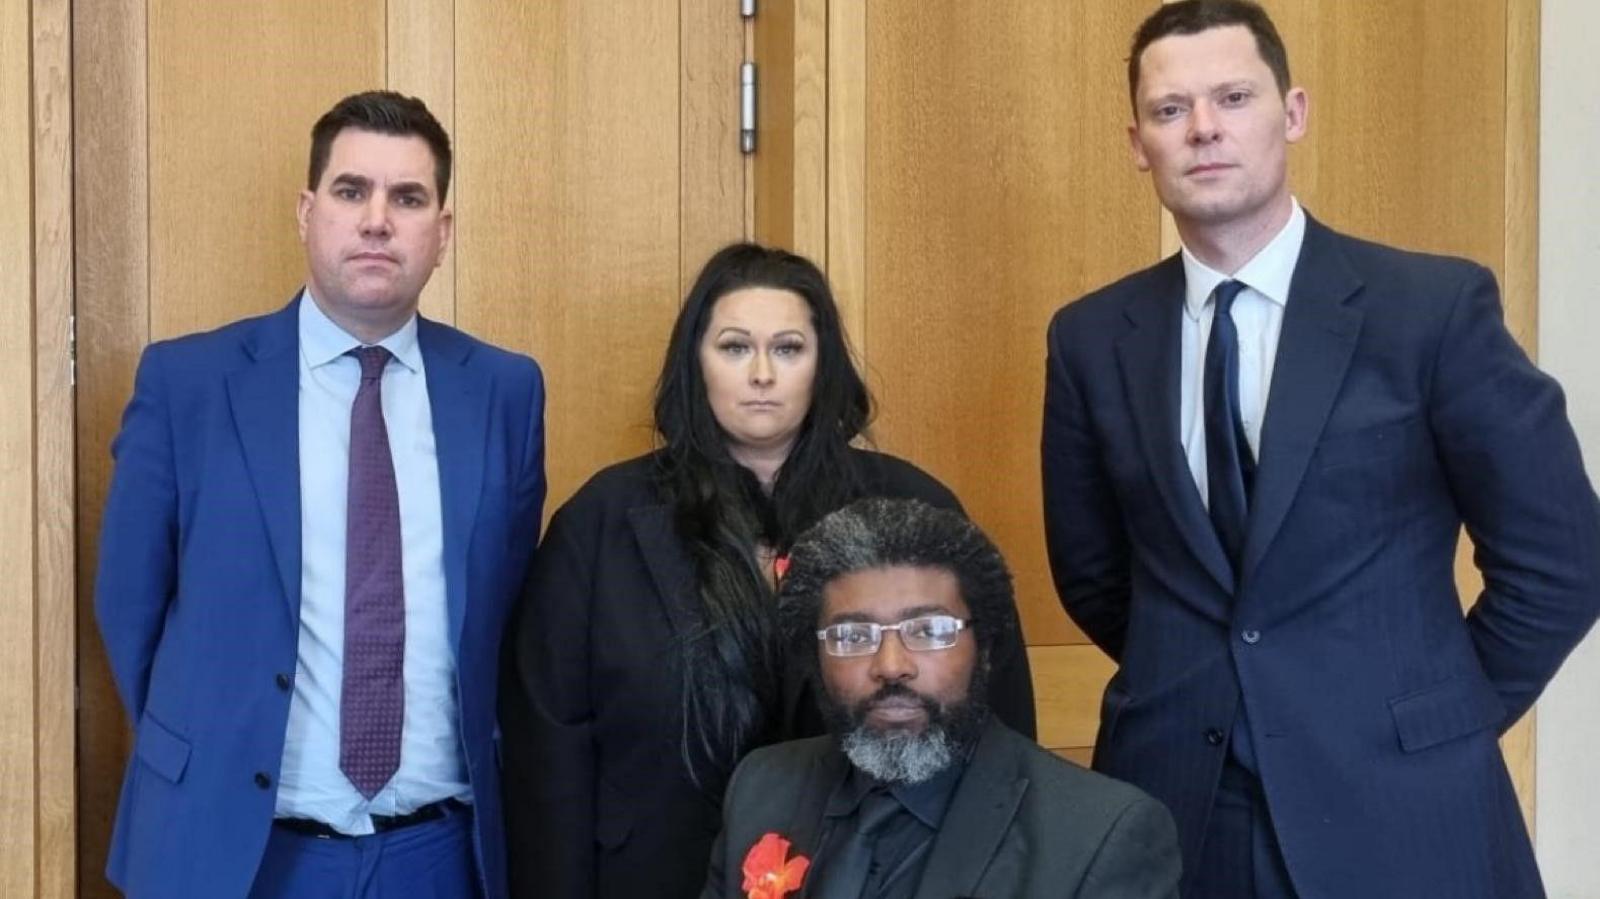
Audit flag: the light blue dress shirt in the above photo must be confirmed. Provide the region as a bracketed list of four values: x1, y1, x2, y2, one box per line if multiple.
[274, 292, 468, 834]
[1179, 199, 1307, 510]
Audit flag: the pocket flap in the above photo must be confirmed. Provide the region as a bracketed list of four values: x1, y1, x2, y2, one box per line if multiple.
[135, 712, 192, 783]
[1388, 675, 1505, 753]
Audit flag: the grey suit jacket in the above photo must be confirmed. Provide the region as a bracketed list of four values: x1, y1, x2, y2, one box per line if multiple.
[701, 718, 1180, 899]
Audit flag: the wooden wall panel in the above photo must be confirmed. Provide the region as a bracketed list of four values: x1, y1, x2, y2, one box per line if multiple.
[1030, 644, 1116, 750]
[1, 0, 38, 891]
[73, 2, 147, 893]
[681, 0, 748, 294]
[753, 0, 828, 267]
[1501, 0, 1541, 827]
[32, 0, 75, 892]
[455, 1, 685, 510]
[825, 0, 868, 371]
[2, 0, 75, 893]
[858, 2, 1159, 646]
[1273, 1, 1509, 277]
[147, 0, 384, 339]
[388, 0, 456, 324]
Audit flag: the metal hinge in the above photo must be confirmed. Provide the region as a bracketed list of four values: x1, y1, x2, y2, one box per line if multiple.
[739, 0, 756, 154]
[740, 61, 757, 154]
[68, 313, 76, 387]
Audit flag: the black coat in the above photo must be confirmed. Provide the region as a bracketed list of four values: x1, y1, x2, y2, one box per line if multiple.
[501, 449, 1036, 898]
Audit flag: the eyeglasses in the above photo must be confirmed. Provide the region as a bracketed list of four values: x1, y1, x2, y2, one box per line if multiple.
[816, 615, 969, 657]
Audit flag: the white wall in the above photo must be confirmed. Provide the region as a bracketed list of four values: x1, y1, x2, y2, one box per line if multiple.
[1534, 0, 1600, 895]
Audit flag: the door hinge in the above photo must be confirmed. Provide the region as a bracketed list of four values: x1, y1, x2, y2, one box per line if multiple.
[68, 313, 76, 387]
[740, 61, 757, 154]
[741, 0, 755, 18]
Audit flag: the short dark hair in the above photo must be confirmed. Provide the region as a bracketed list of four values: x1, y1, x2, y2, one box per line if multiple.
[777, 498, 1020, 675]
[307, 91, 453, 202]
[1128, 0, 1291, 117]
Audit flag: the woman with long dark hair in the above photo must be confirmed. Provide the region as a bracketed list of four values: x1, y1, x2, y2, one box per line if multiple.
[499, 243, 1034, 898]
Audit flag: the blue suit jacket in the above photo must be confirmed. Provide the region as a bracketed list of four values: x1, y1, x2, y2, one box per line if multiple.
[95, 297, 546, 898]
[1043, 217, 1600, 898]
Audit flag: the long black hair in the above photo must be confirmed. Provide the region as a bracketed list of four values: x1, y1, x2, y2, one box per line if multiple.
[653, 242, 873, 786]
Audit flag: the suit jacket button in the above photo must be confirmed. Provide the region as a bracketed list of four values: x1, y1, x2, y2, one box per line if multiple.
[275, 673, 291, 691]
[254, 772, 272, 789]
[1205, 728, 1225, 746]
[1241, 629, 1261, 644]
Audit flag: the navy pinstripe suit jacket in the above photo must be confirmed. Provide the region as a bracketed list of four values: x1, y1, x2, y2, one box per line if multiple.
[1043, 216, 1600, 898]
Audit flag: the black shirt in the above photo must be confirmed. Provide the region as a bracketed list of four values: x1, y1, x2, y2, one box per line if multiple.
[810, 760, 966, 899]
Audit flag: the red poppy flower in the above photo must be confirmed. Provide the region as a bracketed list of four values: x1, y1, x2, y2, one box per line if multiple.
[741, 832, 810, 899]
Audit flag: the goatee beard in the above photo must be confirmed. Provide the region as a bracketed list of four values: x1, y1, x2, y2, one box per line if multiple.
[839, 720, 954, 784]
[831, 684, 987, 785]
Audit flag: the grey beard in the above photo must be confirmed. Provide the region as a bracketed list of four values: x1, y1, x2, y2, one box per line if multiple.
[839, 725, 954, 785]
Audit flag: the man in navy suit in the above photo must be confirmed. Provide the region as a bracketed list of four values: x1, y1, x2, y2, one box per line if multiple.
[1042, 2, 1600, 897]
[96, 91, 546, 898]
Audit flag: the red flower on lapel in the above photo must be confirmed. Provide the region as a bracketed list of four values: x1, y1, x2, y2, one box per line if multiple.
[741, 832, 810, 899]
[773, 554, 791, 582]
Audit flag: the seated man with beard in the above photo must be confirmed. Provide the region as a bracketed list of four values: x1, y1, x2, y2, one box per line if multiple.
[701, 498, 1181, 899]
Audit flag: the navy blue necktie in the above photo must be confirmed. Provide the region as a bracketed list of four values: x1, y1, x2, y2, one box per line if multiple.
[1204, 280, 1254, 570]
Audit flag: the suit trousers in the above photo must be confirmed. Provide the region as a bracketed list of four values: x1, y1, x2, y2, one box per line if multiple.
[1190, 760, 1298, 899]
[248, 805, 479, 899]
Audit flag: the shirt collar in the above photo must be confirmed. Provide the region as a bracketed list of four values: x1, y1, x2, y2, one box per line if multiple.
[1180, 197, 1306, 320]
[298, 287, 422, 373]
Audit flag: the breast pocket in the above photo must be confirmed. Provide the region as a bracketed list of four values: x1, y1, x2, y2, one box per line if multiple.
[1315, 415, 1420, 471]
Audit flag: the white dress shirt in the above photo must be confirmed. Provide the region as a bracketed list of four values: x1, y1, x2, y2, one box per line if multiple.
[275, 292, 468, 833]
[1179, 200, 1307, 509]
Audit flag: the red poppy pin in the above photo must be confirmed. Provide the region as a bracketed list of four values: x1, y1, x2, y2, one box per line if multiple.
[773, 554, 791, 582]
[741, 832, 810, 899]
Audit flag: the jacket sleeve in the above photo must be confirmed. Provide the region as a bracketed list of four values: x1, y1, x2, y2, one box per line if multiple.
[1076, 795, 1182, 899]
[1428, 263, 1600, 728]
[500, 501, 600, 897]
[511, 358, 549, 575]
[1042, 309, 1133, 661]
[95, 345, 181, 723]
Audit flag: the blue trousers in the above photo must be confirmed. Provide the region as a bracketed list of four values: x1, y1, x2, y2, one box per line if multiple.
[248, 806, 479, 899]
[1189, 760, 1299, 899]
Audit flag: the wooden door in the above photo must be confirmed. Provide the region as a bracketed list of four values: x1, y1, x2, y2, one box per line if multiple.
[72, 2, 746, 895]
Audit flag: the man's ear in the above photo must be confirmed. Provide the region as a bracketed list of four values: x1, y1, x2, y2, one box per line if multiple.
[296, 190, 314, 242]
[1128, 121, 1152, 172]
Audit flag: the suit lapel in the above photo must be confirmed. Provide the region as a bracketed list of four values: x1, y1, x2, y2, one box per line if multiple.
[790, 743, 848, 878]
[913, 721, 1028, 899]
[1240, 219, 1364, 582]
[420, 318, 489, 650]
[627, 503, 699, 636]
[1114, 257, 1235, 595]
[226, 300, 303, 619]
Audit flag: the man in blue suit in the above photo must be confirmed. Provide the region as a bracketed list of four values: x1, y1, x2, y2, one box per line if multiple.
[1043, 2, 1600, 897]
[95, 91, 546, 898]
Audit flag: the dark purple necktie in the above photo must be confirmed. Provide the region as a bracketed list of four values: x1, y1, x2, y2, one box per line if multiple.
[340, 345, 405, 799]
[1204, 280, 1254, 571]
